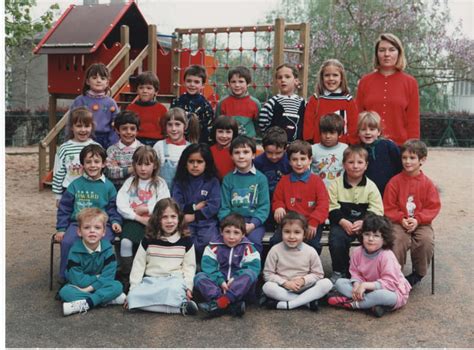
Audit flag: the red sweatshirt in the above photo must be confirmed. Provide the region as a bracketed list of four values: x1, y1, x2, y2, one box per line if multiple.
[383, 171, 441, 225]
[127, 101, 167, 140]
[210, 144, 234, 180]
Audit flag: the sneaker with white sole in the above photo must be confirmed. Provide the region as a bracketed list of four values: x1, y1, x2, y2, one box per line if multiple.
[107, 293, 126, 305]
[181, 300, 198, 316]
[63, 299, 90, 316]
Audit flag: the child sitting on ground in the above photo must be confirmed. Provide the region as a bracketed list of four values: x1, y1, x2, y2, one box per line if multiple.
[209, 115, 239, 180]
[126, 198, 198, 316]
[328, 145, 383, 283]
[105, 110, 143, 190]
[216, 66, 261, 137]
[311, 113, 348, 189]
[55, 144, 122, 280]
[218, 135, 270, 254]
[52, 107, 99, 206]
[194, 213, 261, 317]
[59, 208, 125, 316]
[328, 213, 411, 318]
[171, 64, 214, 143]
[126, 71, 168, 146]
[383, 139, 441, 287]
[358, 111, 402, 197]
[271, 140, 329, 254]
[262, 211, 333, 310]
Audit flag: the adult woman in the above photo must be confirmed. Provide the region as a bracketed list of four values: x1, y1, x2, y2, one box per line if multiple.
[356, 33, 419, 146]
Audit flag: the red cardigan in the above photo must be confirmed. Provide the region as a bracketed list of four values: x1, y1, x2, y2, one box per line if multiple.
[356, 71, 420, 146]
[127, 102, 167, 140]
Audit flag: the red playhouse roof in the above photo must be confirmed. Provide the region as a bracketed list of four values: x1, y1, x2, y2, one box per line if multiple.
[34, 1, 148, 55]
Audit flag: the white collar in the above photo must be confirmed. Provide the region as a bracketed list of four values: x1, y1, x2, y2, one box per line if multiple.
[118, 139, 140, 149]
[83, 240, 101, 254]
[323, 88, 342, 95]
[83, 173, 106, 182]
[161, 232, 181, 243]
[233, 165, 257, 175]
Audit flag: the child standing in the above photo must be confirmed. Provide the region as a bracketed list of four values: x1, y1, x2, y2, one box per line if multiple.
[328, 145, 383, 283]
[60, 208, 125, 316]
[263, 212, 333, 310]
[105, 110, 143, 190]
[216, 66, 261, 137]
[55, 144, 122, 280]
[218, 135, 270, 254]
[328, 213, 411, 317]
[271, 140, 329, 253]
[194, 213, 261, 317]
[70, 63, 119, 149]
[172, 143, 221, 260]
[52, 107, 99, 205]
[259, 64, 305, 142]
[210, 115, 239, 180]
[358, 111, 402, 197]
[126, 198, 198, 315]
[383, 139, 441, 287]
[126, 71, 168, 146]
[171, 65, 214, 143]
[153, 107, 198, 190]
[311, 113, 348, 189]
[303, 59, 358, 145]
[116, 146, 170, 287]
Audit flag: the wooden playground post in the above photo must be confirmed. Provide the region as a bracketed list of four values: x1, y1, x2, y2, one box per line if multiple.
[147, 24, 157, 74]
[171, 32, 181, 97]
[120, 25, 130, 72]
[273, 18, 285, 96]
[48, 94, 57, 172]
[299, 22, 310, 99]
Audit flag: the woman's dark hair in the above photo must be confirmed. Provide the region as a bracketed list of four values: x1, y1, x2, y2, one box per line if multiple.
[145, 198, 188, 239]
[358, 213, 394, 249]
[174, 143, 217, 185]
[210, 115, 239, 144]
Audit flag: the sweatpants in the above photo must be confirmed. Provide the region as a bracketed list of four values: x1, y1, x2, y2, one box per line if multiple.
[59, 280, 122, 307]
[391, 223, 434, 277]
[329, 223, 358, 275]
[335, 278, 397, 309]
[262, 278, 333, 309]
[194, 272, 257, 303]
[270, 224, 324, 255]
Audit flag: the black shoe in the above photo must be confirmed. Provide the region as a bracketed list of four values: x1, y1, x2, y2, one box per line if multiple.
[198, 301, 224, 317]
[229, 301, 246, 317]
[405, 272, 423, 287]
[372, 305, 391, 318]
[308, 300, 319, 312]
[263, 298, 279, 310]
[181, 300, 198, 316]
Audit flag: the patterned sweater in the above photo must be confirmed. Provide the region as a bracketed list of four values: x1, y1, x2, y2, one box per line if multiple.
[105, 139, 143, 188]
[71, 93, 118, 134]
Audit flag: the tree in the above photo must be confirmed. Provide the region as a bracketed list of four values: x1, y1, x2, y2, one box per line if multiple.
[266, 0, 474, 112]
[5, 0, 59, 108]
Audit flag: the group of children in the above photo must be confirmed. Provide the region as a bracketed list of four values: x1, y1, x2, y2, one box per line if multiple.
[52, 59, 441, 319]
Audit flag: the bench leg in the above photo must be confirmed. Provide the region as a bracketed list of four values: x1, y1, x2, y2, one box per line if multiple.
[431, 250, 435, 295]
[50, 237, 55, 291]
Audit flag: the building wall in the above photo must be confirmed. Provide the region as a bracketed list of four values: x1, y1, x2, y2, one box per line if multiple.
[450, 79, 474, 113]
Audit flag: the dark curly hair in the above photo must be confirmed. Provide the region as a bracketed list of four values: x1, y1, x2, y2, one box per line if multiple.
[358, 213, 394, 249]
[174, 143, 217, 185]
[145, 198, 188, 239]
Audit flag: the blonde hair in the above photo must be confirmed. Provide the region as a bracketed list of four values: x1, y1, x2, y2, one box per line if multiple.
[161, 107, 200, 144]
[76, 208, 108, 228]
[130, 146, 162, 192]
[357, 111, 382, 133]
[374, 33, 407, 71]
[315, 59, 350, 96]
[343, 144, 369, 163]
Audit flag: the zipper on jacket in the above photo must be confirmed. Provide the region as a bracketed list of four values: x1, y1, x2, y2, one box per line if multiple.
[227, 247, 233, 280]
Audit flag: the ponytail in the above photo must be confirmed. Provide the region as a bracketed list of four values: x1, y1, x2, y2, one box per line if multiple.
[186, 112, 201, 144]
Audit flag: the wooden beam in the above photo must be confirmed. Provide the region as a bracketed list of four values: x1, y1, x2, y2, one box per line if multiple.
[299, 22, 310, 99]
[171, 32, 181, 97]
[174, 22, 303, 34]
[107, 43, 131, 72]
[120, 25, 130, 72]
[48, 94, 58, 172]
[272, 18, 285, 95]
[147, 24, 157, 74]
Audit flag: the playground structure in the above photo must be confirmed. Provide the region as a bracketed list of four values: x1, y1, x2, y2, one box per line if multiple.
[35, 1, 310, 189]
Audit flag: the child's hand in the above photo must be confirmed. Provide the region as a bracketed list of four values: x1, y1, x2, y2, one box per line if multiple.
[274, 208, 286, 223]
[339, 219, 354, 235]
[406, 218, 418, 233]
[55, 199, 60, 208]
[184, 214, 195, 224]
[127, 166, 134, 175]
[112, 223, 122, 234]
[307, 225, 317, 239]
[352, 220, 363, 234]
[55, 232, 65, 242]
[135, 215, 149, 226]
[186, 289, 193, 300]
[195, 201, 207, 211]
[283, 279, 303, 292]
[245, 223, 255, 234]
[133, 203, 149, 216]
[78, 285, 94, 293]
[352, 282, 367, 301]
[221, 281, 230, 293]
[123, 298, 129, 310]
[401, 218, 411, 231]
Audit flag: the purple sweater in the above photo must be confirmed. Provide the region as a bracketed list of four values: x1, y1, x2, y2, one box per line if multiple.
[71, 94, 118, 133]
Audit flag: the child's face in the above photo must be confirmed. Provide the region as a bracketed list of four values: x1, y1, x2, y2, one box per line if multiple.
[229, 74, 248, 97]
[362, 230, 384, 253]
[166, 119, 185, 143]
[358, 125, 381, 145]
[161, 206, 179, 236]
[87, 74, 109, 93]
[117, 123, 138, 146]
[137, 84, 157, 102]
[72, 122, 92, 142]
[221, 225, 244, 247]
[187, 152, 206, 177]
[276, 67, 297, 96]
[184, 74, 204, 95]
[282, 221, 305, 249]
[264, 145, 286, 163]
[83, 153, 105, 179]
[134, 160, 156, 180]
[231, 145, 255, 172]
[215, 128, 233, 148]
[289, 151, 311, 175]
[343, 153, 368, 181]
[322, 65, 342, 92]
[320, 130, 339, 148]
[401, 151, 425, 176]
[77, 217, 106, 250]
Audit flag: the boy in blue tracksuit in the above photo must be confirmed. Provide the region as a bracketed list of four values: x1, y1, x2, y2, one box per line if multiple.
[59, 208, 125, 316]
[194, 213, 261, 317]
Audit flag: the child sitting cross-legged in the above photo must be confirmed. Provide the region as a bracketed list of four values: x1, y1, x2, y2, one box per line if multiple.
[60, 208, 125, 316]
[328, 213, 411, 318]
[194, 213, 261, 317]
[262, 211, 333, 311]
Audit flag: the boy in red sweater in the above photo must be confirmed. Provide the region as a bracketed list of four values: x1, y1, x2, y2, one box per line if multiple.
[126, 71, 167, 146]
[271, 140, 329, 254]
[383, 139, 441, 287]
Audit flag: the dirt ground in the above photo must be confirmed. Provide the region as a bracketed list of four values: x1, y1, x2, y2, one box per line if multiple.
[4, 147, 474, 347]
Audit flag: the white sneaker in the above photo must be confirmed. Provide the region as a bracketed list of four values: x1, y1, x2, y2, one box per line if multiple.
[63, 299, 90, 316]
[107, 293, 126, 305]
